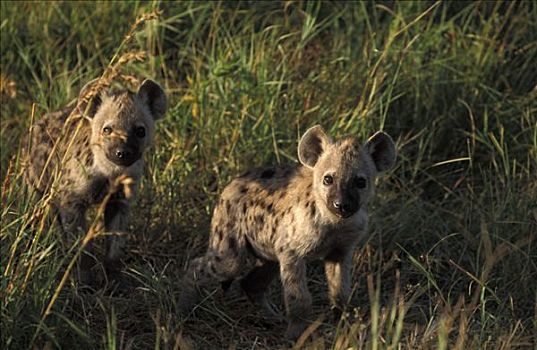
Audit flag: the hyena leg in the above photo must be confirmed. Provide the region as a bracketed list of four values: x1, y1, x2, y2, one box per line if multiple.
[324, 248, 354, 319]
[179, 236, 247, 315]
[103, 197, 130, 277]
[279, 257, 312, 340]
[241, 260, 279, 315]
[59, 203, 94, 285]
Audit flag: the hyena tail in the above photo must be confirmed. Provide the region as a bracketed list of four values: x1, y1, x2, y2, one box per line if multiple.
[177, 249, 245, 316]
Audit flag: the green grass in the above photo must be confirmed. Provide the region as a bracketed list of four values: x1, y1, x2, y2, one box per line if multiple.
[1, 1, 536, 349]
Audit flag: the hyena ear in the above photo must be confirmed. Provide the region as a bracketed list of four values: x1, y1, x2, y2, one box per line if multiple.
[76, 79, 104, 118]
[137, 79, 167, 120]
[298, 125, 331, 168]
[364, 131, 396, 173]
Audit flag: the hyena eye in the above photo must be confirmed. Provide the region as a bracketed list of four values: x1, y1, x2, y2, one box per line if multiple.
[323, 175, 333, 186]
[354, 176, 367, 189]
[135, 126, 146, 138]
[103, 126, 112, 135]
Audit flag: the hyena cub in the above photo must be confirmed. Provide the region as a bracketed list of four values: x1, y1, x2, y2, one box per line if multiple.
[25, 78, 166, 284]
[180, 125, 396, 339]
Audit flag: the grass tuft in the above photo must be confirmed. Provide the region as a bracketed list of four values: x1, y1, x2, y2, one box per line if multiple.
[1, 1, 536, 349]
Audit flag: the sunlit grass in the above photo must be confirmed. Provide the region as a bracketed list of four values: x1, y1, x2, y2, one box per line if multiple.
[1, 1, 536, 349]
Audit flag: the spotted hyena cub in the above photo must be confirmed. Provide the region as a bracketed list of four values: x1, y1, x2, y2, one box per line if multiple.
[25, 78, 166, 284]
[179, 125, 396, 339]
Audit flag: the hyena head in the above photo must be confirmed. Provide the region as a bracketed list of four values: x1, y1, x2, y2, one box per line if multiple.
[298, 125, 396, 219]
[77, 79, 167, 168]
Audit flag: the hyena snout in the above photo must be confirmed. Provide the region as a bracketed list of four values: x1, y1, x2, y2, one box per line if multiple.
[331, 199, 355, 218]
[106, 140, 141, 166]
[327, 187, 361, 218]
[330, 197, 358, 218]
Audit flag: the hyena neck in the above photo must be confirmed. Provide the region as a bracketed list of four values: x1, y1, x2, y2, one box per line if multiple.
[289, 166, 323, 220]
[291, 166, 315, 196]
[61, 117, 94, 172]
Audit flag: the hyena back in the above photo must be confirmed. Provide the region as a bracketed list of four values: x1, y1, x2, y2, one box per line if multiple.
[25, 78, 166, 284]
[180, 125, 396, 339]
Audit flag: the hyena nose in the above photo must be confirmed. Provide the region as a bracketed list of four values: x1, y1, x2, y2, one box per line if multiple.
[115, 150, 128, 159]
[109, 147, 138, 167]
[114, 149, 134, 163]
[333, 201, 351, 215]
[333, 201, 346, 213]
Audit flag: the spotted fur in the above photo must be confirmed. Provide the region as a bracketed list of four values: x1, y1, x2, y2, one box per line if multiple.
[25, 78, 166, 284]
[179, 125, 396, 340]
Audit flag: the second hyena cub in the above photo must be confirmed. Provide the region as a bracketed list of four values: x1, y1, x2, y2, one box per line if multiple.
[25, 78, 166, 284]
[180, 125, 396, 339]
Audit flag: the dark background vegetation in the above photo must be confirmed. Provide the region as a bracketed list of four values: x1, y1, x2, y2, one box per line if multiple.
[1, 1, 536, 349]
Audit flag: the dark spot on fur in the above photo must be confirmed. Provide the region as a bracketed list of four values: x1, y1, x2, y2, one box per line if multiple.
[255, 214, 264, 225]
[245, 237, 263, 260]
[267, 203, 273, 213]
[214, 228, 222, 240]
[261, 168, 276, 179]
[240, 186, 248, 194]
[228, 237, 236, 250]
[310, 203, 316, 217]
[242, 202, 248, 214]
